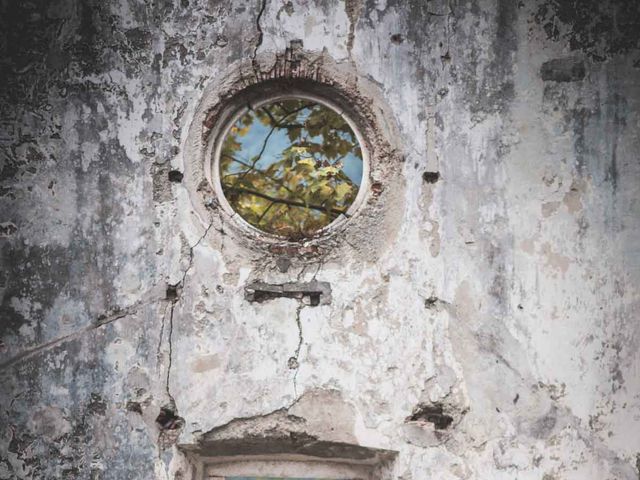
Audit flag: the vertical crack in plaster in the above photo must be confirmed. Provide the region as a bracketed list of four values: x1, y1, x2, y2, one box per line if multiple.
[180, 220, 215, 287]
[440, 0, 455, 68]
[156, 301, 170, 372]
[252, 0, 267, 71]
[163, 220, 215, 400]
[311, 255, 327, 280]
[157, 221, 216, 428]
[157, 300, 184, 455]
[288, 303, 305, 397]
[165, 299, 176, 403]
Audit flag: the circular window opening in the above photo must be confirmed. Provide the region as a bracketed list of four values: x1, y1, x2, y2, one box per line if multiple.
[213, 96, 367, 240]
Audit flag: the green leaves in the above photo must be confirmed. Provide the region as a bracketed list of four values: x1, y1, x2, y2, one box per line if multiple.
[219, 99, 363, 239]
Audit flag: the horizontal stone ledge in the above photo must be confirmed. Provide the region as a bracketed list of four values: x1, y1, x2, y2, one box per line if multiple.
[180, 438, 396, 464]
[244, 280, 332, 306]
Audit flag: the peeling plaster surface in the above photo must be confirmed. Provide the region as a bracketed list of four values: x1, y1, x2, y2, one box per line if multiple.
[1, 0, 639, 479]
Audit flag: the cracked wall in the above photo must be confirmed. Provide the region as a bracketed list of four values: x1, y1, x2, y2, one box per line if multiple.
[1, 0, 639, 479]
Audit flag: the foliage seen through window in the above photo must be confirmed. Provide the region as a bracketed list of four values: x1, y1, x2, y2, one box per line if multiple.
[218, 98, 364, 239]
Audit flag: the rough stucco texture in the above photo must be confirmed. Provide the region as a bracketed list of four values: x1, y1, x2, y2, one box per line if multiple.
[1, 0, 640, 479]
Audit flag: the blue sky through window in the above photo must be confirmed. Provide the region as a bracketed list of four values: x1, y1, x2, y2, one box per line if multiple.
[228, 104, 363, 186]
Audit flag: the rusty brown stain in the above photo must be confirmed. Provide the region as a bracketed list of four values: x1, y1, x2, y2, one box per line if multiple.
[540, 242, 571, 276]
[191, 353, 222, 373]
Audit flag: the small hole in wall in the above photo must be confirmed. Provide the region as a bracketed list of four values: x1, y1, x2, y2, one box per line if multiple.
[214, 97, 367, 240]
[422, 171, 440, 184]
[406, 403, 454, 430]
[156, 405, 184, 430]
[126, 401, 142, 414]
[168, 170, 184, 182]
[166, 284, 179, 301]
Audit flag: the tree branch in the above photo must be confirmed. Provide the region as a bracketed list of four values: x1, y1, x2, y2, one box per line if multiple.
[257, 201, 275, 224]
[223, 185, 346, 217]
[222, 154, 308, 205]
[237, 102, 316, 181]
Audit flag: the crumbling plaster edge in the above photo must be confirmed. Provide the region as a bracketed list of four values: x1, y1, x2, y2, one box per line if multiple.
[179, 46, 406, 264]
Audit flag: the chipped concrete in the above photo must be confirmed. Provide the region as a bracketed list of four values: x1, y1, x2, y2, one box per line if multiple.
[1, 0, 639, 479]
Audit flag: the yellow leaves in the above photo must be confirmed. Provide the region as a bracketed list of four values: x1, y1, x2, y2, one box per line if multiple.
[334, 182, 353, 202]
[238, 193, 266, 216]
[318, 166, 339, 177]
[291, 146, 311, 155]
[310, 182, 333, 199]
[229, 124, 250, 137]
[296, 157, 316, 167]
[287, 173, 305, 187]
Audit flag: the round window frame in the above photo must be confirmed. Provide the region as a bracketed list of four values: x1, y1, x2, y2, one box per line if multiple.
[207, 93, 370, 242]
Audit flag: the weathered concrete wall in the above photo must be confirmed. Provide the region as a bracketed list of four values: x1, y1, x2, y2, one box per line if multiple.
[1, 0, 639, 478]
